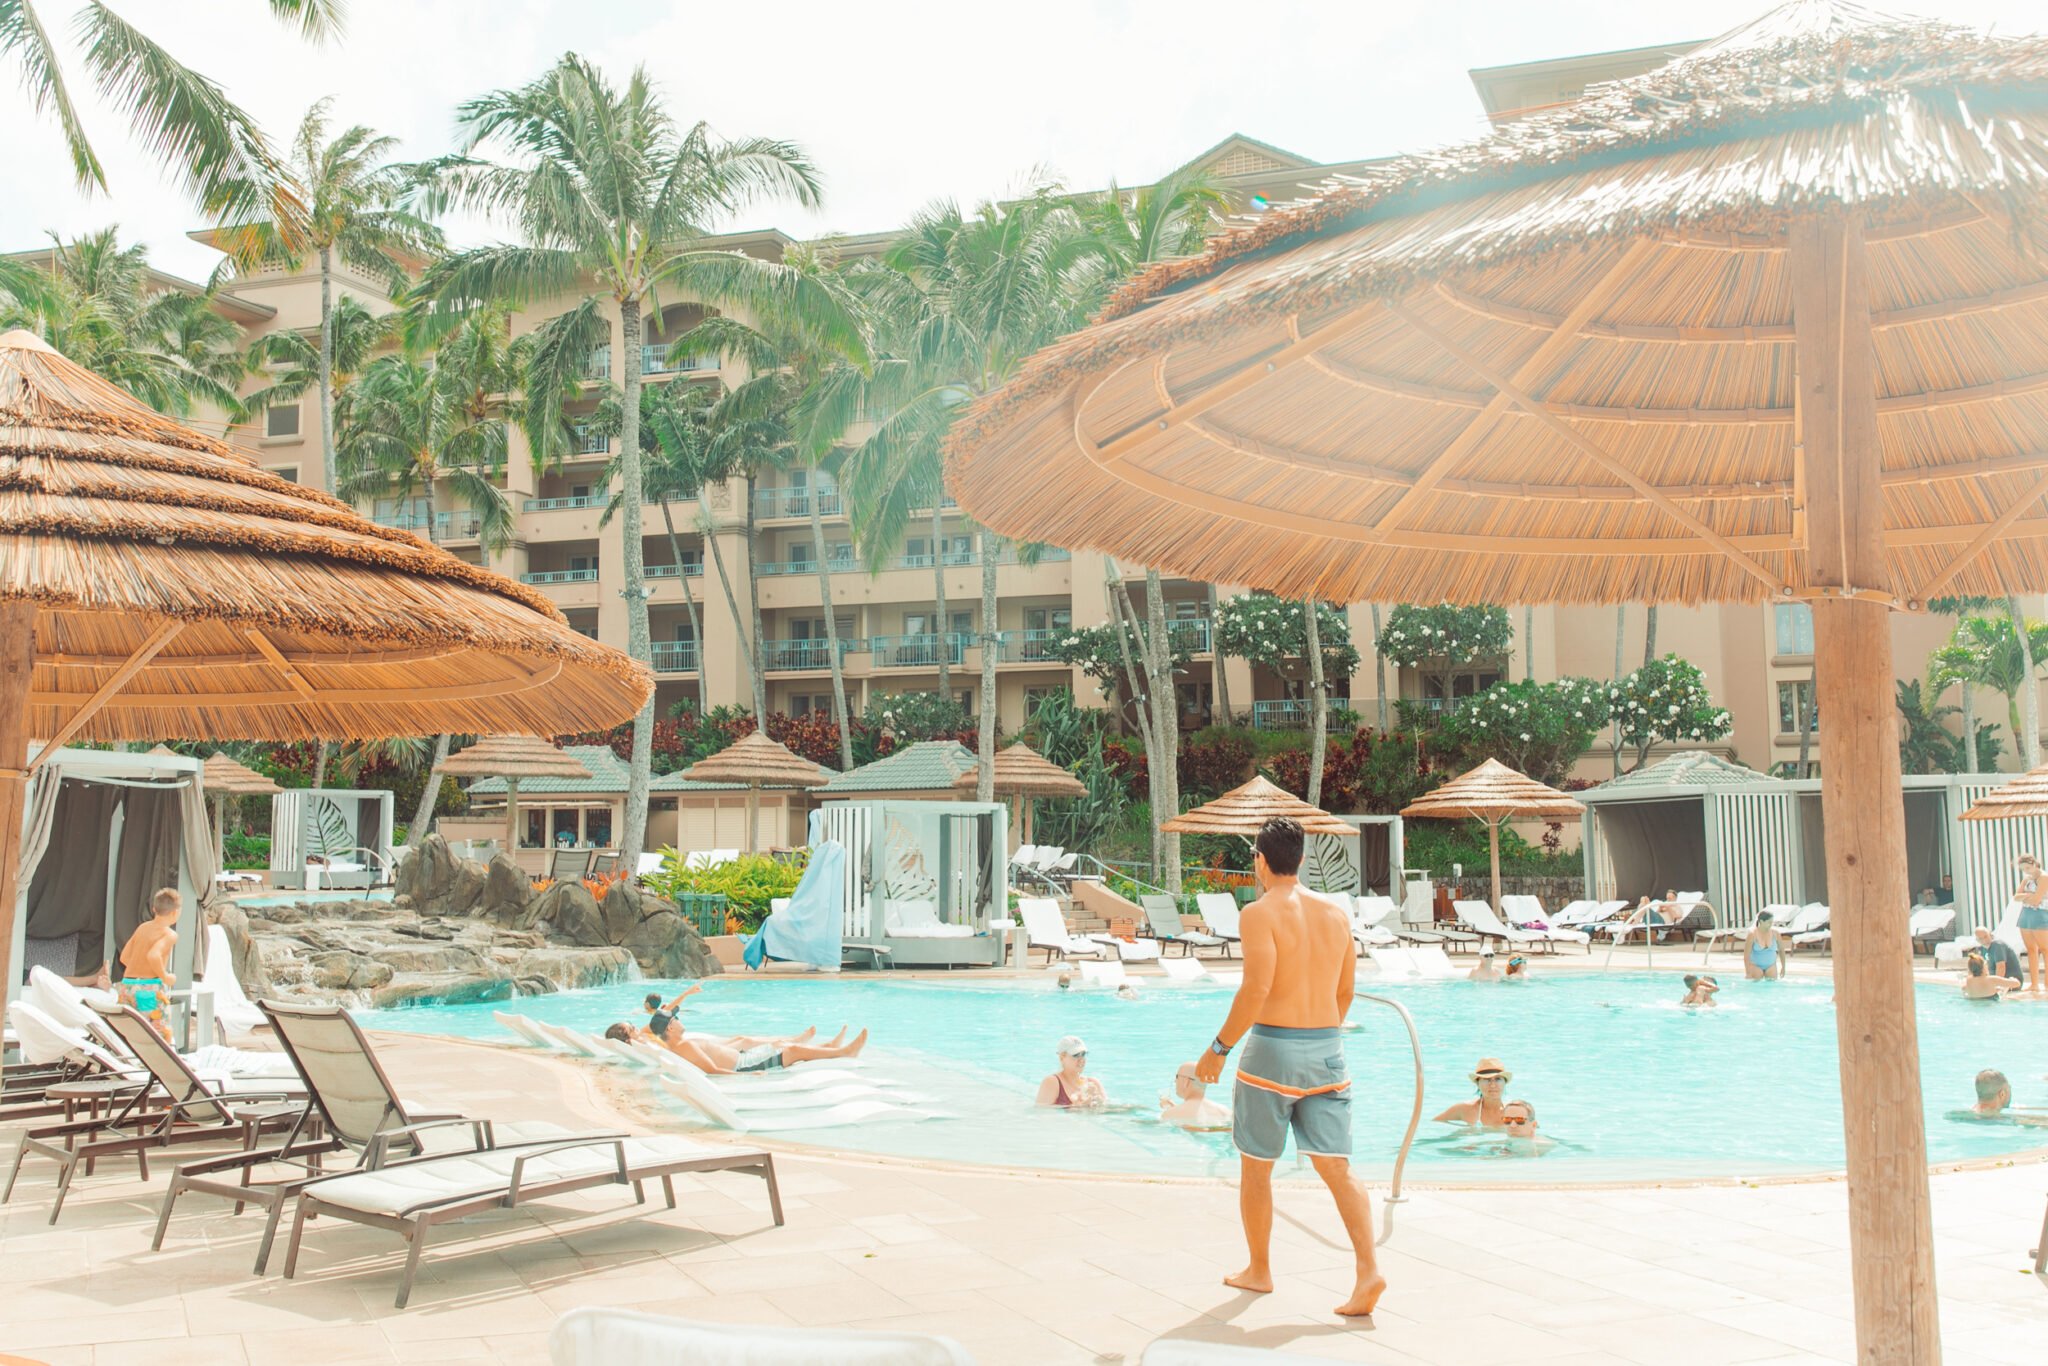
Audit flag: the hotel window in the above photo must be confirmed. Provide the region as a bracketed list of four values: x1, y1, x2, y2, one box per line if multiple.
[1024, 607, 1072, 633]
[1023, 686, 1060, 718]
[1774, 604, 1815, 656]
[569, 554, 596, 574]
[264, 403, 301, 438]
[826, 541, 855, 566]
[270, 466, 299, 484]
[1777, 680, 1818, 734]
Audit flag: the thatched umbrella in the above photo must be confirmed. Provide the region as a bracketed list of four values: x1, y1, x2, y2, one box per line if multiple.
[200, 751, 281, 871]
[1160, 775, 1354, 837]
[438, 735, 593, 854]
[680, 732, 830, 852]
[944, 7, 2041, 1352]
[1958, 766, 2048, 821]
[1399, 759, 1583, 912]
[952, 742, 1086, 844]
[0, 329, 649, 996]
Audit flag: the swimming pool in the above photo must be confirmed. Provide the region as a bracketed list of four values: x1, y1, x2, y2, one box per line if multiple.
[235, 888, 394, 908]
[359, 971, 2048, 1185]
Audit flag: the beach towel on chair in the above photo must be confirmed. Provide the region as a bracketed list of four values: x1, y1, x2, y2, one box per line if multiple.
[750, 840, 845, 970]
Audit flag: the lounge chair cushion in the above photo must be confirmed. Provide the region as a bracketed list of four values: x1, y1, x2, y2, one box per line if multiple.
[305, 1134, 733, 1217]
[882, 900, 975, 939]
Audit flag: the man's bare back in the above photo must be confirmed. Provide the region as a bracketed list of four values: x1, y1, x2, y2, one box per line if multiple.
[1243, 882, 1355, 1029]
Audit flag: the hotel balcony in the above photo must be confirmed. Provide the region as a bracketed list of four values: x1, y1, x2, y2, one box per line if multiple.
[520, 568, 598, 586]
[651, 640, 700, 674]
[762, 638, 863, 673]
[1249, 697, 1353, 730]
[755, 485, 843, 520]
[642, 342, 717, 377]
[868, 633, 970, 670]
[370, 510, 480, 540]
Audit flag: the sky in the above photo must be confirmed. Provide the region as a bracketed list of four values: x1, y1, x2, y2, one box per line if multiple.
[2, 0, 2043, 283]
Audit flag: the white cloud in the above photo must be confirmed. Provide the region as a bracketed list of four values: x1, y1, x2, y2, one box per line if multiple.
[0, 0, 2040, 282]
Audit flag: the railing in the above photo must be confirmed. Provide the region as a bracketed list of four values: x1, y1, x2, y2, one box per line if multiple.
[582, 346, 610, 380]
[644, 561, 703, 578]
[1003, 628, 1069, 663]
[896, 548, 978, 570]
[763, 639, 862, 671]
[371, 510, 479, 539]
[754, 545, 1070, 576]
[569, 425, 609, 456]
[1166, 618, 1214, 653]
[867, 633, 969, 668]
[651, 641, 700, 673]
[642, 342, 716, 376]
[755, 485, 842, 519]
[521, 569, 599, 585]
[1249, 697, 1351, 730]
[523, 495, 601, 511]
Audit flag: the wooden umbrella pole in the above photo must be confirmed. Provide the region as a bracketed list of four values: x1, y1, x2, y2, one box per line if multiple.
[0, 601, 35, 1002]
[1487, 814, 1502, 913]
[1793, 211, 1939, 1364]
[504, 776, 520, 860]
[745, 783, 760, 854]
[212, 792, 228, 874]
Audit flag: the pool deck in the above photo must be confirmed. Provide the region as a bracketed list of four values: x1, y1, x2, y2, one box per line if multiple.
[5, 953, 2045, 1364]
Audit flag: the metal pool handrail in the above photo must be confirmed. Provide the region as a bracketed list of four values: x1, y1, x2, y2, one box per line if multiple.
[1353, 990, 1424, 1245]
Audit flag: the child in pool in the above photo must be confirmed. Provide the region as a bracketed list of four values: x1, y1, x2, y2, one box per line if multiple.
[1680, 974, 1720, 1008]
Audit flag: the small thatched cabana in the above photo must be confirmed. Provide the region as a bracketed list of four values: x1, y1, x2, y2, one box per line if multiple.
[437, 735, 592, 856]
[952, 742, 1085, 846]
[680, 732, 830, 853]
[200, 751, 280, 871]
[1400, 760, 1583, 911]
[945, 7, 2047, 1352]
[1161, 776, 1354, 837]
[0, 329, 649, 997]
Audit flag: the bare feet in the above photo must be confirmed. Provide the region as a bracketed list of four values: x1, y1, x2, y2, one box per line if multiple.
[794, 1027, 818, 1042]
[843, 1028, 868, 1058]
[1223, 1267, 1273, 1294]
[825, 1026, 848, 1046]
[1334, 1273, 1386, 1317]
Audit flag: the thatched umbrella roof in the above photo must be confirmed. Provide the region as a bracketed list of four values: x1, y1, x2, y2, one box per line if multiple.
[1400, 759, 1584, 824]
[952, 743, 1087, 799]
[947, 12, 2048, 608]
[438, 734, 593, 781]
[202, 751, 281, 796]
[0, 329, 650, 741]
[681, 732, 831, 790]
[1160, 775, 1354, 836]
[1958, 767, 2048, 821]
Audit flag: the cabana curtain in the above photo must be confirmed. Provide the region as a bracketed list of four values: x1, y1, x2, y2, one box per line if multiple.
[108, 786, 181, 979]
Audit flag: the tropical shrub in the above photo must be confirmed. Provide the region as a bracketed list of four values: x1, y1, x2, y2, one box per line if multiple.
[1376, 603, 1514, 707]
[222, 832, 270, 870]
[1610, 655, 1733, 769]
[1433, 676, 1612, 785]
[1213, 592, 1359, 687]
[1178, 731, 1253, 801]
[642, 849, 808, 930]
[1402, 818, 1578, 879]
[1265, 727, 1442, 814]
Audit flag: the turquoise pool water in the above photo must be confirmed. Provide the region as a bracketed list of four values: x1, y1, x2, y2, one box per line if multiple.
[235, 889, 394, 908]
[359, 972, 2048, 1184]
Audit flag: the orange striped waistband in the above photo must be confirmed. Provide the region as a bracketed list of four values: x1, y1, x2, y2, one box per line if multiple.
[1235, 1070, 1351, 1099]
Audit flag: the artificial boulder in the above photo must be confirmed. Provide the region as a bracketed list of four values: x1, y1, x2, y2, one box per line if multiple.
[395, 833, 490, 917]
[620, 894, 719, 978]
[483, 854, 535, 926]
[532, 879, 605, 948]
[206, 901, 272, 999]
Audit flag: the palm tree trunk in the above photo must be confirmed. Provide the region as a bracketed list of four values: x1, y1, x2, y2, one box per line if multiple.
[1372, 603, 1389, 730]
[975, 536, 1000, 803]
[408, 733, 450, 849]
[658, 500, 705, 694]
[1143, 570, 1182, 893]
[698, 490, 765, 719]
[1208, 584, 1233, 729]
[311, 742, 328, 790]
[2011, 595, 2040, 769]
[1611, 605, 1626, 777]
[1524, 606, 1535, 681]
[1106, 562, 1159, 875]
[808, 489, 853, 768]
[1305, 599, 1328, 808]
[617, 298, 655, 867]
[931, 502, 950, 700]
[1797, 666, 1816, 777]
[745, 474, 770, 719]
[317, 246, 335, 495]
[1962, 681, 1980, 774]
[1643, 604, 1658, 666]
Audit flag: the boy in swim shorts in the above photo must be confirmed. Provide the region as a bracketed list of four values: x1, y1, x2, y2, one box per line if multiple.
[117, 887, 182, 1039]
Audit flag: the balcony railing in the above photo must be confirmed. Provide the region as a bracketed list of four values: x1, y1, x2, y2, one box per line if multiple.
[582, 346, 610, 380]
[1249, 697, 1352, 730]
[642, 342, 716, 376]
[1166, 618, 1214, 654]
[896, 548, 979, 570]
[755, 485, 842, 519]
[569, 425, 609, 455]
[754, 545, 1072, 576]
[371, 510, 480, 539]
[1000, 628, 1070, 663]
[651, 640, 700, 673]
[867, 633, 970, 668]
[644, 561, 703, 578]
[763, 638, 863, 672]
[521, 569, 599, 585]
[524, 495, 601, 512]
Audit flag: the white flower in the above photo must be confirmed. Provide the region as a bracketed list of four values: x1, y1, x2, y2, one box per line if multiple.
[1520, 733, 1531, 742]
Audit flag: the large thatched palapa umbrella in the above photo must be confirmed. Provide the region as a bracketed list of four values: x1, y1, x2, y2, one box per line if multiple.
[1399, 759, 1583, 912]
[680, 732, 829, 852]
[1958, 765, 2048, 821]
[946, 6, 2040, 1353]
[952, 742, 1085, 845]
[437, 735, 593, 854]
[1161, 775, 1354, 837]
[0, 330, 650, 995]
[200, 751, 281, 870]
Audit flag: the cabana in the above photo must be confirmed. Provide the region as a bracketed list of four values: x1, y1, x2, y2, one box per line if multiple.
[679, 733, 830, 854]
[436, 734, 592, 869]
[268, 788, 395, 889]
[198, 751, 279, 875]
[952, 742, 1085, 849]
[815, 798, 1010, 967]
[13, 746, 211, 992]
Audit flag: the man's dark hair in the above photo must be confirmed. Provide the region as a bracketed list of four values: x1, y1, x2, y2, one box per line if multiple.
[605, 1023, 633, 1043]
[1255, 817, 1305, 876]
[644, 992, 662, 1011]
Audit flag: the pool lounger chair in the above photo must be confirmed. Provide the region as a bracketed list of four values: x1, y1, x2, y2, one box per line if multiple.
[1909, 905, 1957, 954]
[27, 966, 296, 1082]
[1139, 895, 1227, 958]
[1455, 899, 1588, 953]
[286, 1123, 781, 1308]
[5, 1002, 304, 1224]
[1369, 945, 1462, 980]
[1159, 957, 1210, 983]
[620, 1040, 903, 1099]
[1554, 899, 1630, 932]
[1194, 893, 1247, 957]
[550, 1306, 973, 1366]
[1088, 931, 1162, 963]
[1077, 960, 1130, 989]
[652, 1062, 934, 1133]
[1017, 897, 1111, 963]
[1778, 902, 1830, 952]
[156, 1000, 577, 1274]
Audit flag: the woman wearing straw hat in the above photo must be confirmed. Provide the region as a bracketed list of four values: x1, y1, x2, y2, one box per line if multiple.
[2012, 854, 2048, 993]
[1434, 1059, 1512, 1127]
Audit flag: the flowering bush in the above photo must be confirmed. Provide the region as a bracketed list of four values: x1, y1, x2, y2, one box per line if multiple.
[642, 849, 808, 930]
[1376, 603, 1514, 705]
[1045, 621, 1193, 721]
[1610, 654, 1733, 768]
[1265, 727, 1441, 814]
[1433, 676, 1612, 785]
[1213, 593, 1358, 685]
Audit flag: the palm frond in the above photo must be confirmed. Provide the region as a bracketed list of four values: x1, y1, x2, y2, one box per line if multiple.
[1, 0, 103, 189]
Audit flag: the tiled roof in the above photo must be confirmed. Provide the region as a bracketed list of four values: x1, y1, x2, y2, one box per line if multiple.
[465, 745, 628, 795]
[1589, 751, 1777, 795]
[818, 740, 979, 795]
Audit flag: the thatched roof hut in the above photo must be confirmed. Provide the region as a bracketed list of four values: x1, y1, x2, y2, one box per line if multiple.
[680, 732, 829, 852]
[1401, 759, 1584, 909]
[1160, 775, 1354, 837]
[440, 736, 593, 853]
[951, 742, 1085, 845]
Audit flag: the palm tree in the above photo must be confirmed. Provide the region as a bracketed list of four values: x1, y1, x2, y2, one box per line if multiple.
[218, 100, 440, 493]
[1931, 613, 2048, 762]
[0, 227, 247, 416]
[1, 0, 334, 227]
[414, 54, 834, 864]
[242, 292, 391, 426]
[599, 383, 714, 717]
[1927, 595, 2001, 773]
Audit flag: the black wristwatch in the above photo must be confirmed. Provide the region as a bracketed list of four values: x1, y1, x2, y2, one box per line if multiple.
[1210, 1036, 1232, 1058]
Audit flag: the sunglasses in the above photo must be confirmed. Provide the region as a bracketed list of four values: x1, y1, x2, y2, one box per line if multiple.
[1473, 1073, 1509, 1083]
[1504, 1115, 1533, 1126]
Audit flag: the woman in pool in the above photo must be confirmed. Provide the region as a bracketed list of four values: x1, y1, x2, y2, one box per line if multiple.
[1433, 1058, 1511, 1126]
[1036, 1034, 1107, 1109]
[1468, 949, 1501, 982]
[1962, 949, 2020, 999]
[2014, 853, 2048, 993]
[1503, 955, 1530, 982]
[1743, 911, 1784, 980]
[1680, 974, 1719, 1007]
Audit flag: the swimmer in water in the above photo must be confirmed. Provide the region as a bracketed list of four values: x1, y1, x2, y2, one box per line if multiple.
[1159, 1062, 1232, 1129]
[1036, 1035, 1107, 1109]
[1503, 954, 1529, 982]
[1950, 1068, 2048, 1125]
[1468, 949, 1500, 982]
[1680, 974, 1719, 1008]
[1115, 981, 1140, 1000]
[1433, 1058, 1511, 1127]
[1500, 1099, 1540, 1138]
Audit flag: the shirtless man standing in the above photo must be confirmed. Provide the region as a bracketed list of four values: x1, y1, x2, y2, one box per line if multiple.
[1192, 816, 1384, 1317]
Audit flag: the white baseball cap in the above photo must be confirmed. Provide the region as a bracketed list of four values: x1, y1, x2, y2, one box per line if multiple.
[1057, 1035, 1088, 1057]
